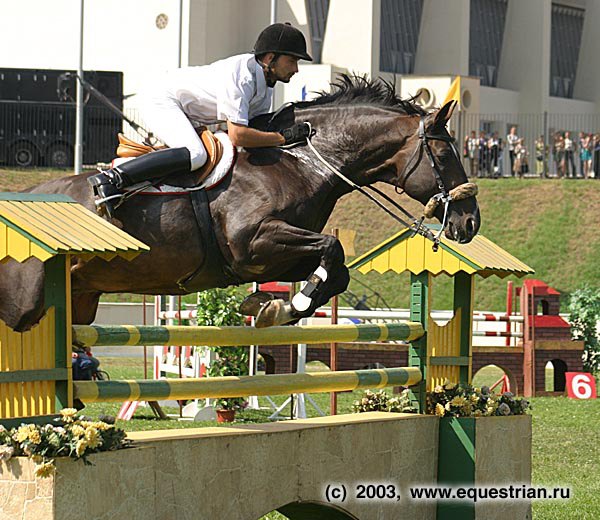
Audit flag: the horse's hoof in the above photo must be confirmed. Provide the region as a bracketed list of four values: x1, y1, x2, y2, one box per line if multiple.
[255, 299, 294, 328]
[240, 291, 275, 316]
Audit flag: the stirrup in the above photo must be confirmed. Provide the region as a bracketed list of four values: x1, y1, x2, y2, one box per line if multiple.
[95, 193, 123, 219]
[88, 172, 122, 218]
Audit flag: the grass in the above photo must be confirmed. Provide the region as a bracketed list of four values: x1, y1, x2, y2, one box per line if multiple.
[86, 358, 599, 519]
[329, 178, 600, 311]
[0, 166, 73, 192]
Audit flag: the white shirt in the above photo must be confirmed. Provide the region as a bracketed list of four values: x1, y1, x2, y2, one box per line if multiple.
[146, 54, 272, 126]
[506, 133, 519, 151]
[564, 138, 574, 151]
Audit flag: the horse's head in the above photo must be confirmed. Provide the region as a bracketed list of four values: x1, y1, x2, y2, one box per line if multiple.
[364, 100, 480, 243]
[259, 75, 480, 244]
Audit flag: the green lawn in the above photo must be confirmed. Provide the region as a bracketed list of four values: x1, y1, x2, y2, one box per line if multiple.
[84, 358, 599, 519]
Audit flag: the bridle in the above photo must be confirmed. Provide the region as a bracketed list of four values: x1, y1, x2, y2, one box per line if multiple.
[395, 117, 478, 246]
[304, 116, 478, 251]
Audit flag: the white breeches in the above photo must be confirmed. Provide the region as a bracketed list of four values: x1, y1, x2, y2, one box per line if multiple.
[140, 96, 207, 171]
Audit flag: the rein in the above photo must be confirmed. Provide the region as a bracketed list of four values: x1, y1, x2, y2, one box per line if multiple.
[304, 117, 477, 251]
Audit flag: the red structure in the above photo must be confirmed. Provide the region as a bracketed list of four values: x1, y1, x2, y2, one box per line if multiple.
[258, 280, 584, 397]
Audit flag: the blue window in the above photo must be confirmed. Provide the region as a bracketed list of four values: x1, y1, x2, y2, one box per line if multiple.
[469, 0, 508, 87]
[550, 4, 584, 98]
[380, 0, 424, 74]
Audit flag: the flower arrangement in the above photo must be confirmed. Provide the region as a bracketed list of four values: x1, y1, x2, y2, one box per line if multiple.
[0, 409, 129, 478]
[213, 397, 248, 411]
[352, 389, 417, 414]
[427, 381, 530, 418]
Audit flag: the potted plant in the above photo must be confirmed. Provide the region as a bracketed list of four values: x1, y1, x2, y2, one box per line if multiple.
[352, 388, 416, 413]
[213, 397, 248, 423]
[0, 409, 128, 478]
[197, 288, 250, 422]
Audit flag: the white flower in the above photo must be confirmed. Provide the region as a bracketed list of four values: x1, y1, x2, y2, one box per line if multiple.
[0, 445, 15, 462]
[498, 403, 511, 416]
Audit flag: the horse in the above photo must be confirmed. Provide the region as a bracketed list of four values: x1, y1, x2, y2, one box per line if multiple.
[0, 76, 480, 332]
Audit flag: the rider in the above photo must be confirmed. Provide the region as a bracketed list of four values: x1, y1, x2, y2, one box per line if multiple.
[89, 22, 313, 217]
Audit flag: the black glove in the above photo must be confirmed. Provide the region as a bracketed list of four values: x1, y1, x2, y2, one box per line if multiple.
[280, 122, 311, 147]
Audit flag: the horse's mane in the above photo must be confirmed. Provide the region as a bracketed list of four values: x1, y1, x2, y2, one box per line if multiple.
[294, 74, 427, 116]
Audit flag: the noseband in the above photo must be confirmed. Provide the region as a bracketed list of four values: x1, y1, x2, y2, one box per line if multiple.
[304, 117, 477, 251]
[398, 117, 478, 246]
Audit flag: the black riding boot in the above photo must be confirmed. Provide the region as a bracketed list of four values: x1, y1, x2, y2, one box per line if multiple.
[88, 147, 191, 217]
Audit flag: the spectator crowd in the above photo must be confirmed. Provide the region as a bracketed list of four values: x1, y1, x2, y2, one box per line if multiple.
[462, 126, 600, 179]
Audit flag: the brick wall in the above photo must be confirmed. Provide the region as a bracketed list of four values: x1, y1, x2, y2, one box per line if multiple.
[473, 352, 524, 395]
[535, 327, 572, 341]
[258, 345, 409, 373]
[534, 350, 583, 393]
[260, 343, 583, 397]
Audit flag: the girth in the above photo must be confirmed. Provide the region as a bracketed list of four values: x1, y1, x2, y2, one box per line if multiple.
[175, 189, 240, 291]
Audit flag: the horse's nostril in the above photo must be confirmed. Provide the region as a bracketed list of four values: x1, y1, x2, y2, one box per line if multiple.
[448, 221, 460, 241]
[465, 217, 476, 237]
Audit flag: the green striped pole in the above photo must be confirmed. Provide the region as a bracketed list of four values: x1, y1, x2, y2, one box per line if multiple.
[72, 322, 424, 348]
[74, 367, 422, 403]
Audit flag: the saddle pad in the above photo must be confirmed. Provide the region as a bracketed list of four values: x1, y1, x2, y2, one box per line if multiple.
[112, 131, 235, 192]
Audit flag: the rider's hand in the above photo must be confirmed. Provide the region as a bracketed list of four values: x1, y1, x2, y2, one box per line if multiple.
[280, 122, 311, 147]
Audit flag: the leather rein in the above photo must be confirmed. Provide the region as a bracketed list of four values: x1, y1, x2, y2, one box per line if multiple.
[304, 116, 478, 251]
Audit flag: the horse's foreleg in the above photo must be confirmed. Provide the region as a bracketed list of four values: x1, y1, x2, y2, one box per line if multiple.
[288, 235, 348, 316]
[243, 220, 349, 327]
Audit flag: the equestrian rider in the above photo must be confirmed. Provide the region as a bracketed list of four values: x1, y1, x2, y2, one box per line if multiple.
[89, 22, 313, 217]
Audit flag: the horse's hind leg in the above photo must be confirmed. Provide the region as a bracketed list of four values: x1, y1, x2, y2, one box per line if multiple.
[71, 292, 102, 326]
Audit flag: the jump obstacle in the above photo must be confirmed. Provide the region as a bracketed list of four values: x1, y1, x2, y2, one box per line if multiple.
[254, 279, 580, 396]
[260, 230, 578, 398]
[0, 195, 534, 520]
[71, 322, 424, 347]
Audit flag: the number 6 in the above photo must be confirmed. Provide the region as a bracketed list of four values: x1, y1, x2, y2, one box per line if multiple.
[566, 372, 597, 400]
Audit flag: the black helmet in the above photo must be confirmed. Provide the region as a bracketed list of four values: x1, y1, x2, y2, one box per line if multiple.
[253, 23, 313, 61]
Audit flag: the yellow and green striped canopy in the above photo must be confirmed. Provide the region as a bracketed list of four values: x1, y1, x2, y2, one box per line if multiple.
[348, 227, 533, 278]
[0, 193, 149, 263]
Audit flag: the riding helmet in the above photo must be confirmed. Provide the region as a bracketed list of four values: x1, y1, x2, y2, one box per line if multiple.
[253, 23, 313, 61]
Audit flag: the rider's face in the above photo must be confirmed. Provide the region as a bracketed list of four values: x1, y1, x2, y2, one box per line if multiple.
[266, 54, 299, 84]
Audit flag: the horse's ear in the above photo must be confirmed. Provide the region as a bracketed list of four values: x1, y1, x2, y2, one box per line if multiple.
[427, 101, 457, 130]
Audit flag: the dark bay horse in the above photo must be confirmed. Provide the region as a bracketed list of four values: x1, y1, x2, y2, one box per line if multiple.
[0, 76, 480, 332]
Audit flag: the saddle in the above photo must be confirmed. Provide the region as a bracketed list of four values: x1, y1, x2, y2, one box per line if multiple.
[116, 127, 224, 188]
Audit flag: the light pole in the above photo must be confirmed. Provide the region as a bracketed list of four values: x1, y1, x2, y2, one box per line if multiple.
[74, 0, 85, 174]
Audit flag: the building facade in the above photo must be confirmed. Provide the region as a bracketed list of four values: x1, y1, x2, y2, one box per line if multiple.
[3, 0, 600, 167]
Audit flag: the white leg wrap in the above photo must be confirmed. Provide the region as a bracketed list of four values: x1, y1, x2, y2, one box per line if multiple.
[292, 292, 312, 312]
[291, 266, 329, 313]
[314, 266, 328, 282]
